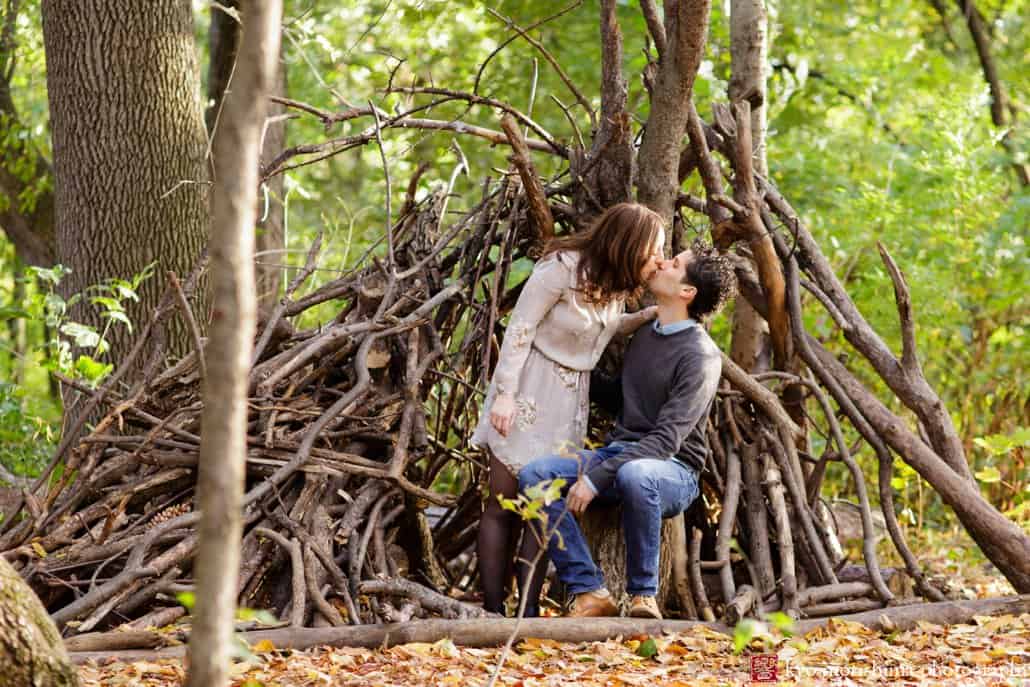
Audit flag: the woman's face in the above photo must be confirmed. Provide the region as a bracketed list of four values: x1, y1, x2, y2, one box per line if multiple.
[638, 226, 666, 285]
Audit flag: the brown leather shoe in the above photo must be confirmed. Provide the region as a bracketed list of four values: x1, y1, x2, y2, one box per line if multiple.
[567, 588, 618, 618]
[627, 595, 662, 620]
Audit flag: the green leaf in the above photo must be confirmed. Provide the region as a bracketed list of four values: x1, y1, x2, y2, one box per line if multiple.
[74, 355, 112, 383]
[766, 611, 795, 635]
[230, 634, 259, 662]
[60, 322, 100, 349]
[29, 264, 70, 286]
[733, 619, 758, 654]
[105, 309, 133, 332]
[176, 591, 196, 610]
[636, 637, 658, 659]
[236, 606, 279, 625]
[975, 465, 1002, 484]
[90, 295, 123, 312]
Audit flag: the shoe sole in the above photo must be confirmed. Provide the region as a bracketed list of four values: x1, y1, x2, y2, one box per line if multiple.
[569, 604, 619, 618]
[627, 608, 662, 620]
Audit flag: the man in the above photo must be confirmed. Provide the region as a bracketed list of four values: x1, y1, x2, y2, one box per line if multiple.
[517, 244, 736, 619]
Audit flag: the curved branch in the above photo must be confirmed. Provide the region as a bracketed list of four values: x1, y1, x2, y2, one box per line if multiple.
[639, 0, 667, 58]
[255, 527, 306, 626]
[876, 241, 919, 375]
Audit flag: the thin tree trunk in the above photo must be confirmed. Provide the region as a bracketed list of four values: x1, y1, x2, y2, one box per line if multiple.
[185, 3, 281, 686]
[636, 0, 712, 223]
[207, 0, 287, 308]
[256, 64, 287, 308]
[727, 0, 772, 376]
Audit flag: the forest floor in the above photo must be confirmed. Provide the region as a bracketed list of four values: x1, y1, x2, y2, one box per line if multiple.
[76, 528, 1029, 687]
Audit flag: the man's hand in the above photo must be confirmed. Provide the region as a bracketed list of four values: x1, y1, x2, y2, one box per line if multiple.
[489, 393, 516, 437]
[567, 478, 596, 515]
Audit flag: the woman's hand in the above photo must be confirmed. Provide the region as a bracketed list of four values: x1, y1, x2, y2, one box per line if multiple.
[489, 393, 517, 437]
[617, 304, 659, 335]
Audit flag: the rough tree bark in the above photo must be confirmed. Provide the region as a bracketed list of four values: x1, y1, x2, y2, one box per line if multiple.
[0, 556, 78, 687]
[185, 2, 281, 686]
[41, 0, 209, 374]
[580, 507, 676, 610]
[636, 0, 712, 223]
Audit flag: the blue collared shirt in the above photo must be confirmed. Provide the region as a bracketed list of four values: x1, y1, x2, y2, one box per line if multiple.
[653, 318, 698, 336]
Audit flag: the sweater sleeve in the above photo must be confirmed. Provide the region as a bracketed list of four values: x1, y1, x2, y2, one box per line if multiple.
[585, 346, 721, 492]
[490, 255, 569, 396]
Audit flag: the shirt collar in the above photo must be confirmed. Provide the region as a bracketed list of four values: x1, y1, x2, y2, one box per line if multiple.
[652, 318, 697, 336]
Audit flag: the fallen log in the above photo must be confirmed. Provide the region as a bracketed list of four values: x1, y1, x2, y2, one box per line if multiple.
[65, 630, 175, 653]
[68, 594, 1030, 664]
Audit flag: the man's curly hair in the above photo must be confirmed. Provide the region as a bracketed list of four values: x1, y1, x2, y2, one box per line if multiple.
[683, 240, 737, 321]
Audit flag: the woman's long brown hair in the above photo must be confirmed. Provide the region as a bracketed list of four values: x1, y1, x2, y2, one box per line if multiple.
[543, 202, 664, 305]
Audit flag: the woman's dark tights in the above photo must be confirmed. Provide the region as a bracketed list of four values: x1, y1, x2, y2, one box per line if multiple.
[477, 453, 520, 615]
[514, 515, 549, 617]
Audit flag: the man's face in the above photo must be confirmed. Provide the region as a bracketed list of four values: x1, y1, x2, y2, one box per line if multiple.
[639, 227, 666, 284]
[648, 249, 694, 300]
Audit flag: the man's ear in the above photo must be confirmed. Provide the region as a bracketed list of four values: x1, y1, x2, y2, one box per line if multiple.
[680, 285, 697, 306]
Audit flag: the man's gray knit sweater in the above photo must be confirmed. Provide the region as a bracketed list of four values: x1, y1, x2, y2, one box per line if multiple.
[585, 322, 722, 493]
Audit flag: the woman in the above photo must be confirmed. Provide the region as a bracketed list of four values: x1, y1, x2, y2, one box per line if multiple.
[471, 202, 666, 615]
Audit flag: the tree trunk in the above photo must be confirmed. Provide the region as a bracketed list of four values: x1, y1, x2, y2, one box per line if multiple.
[207, 0, 287, 308]
[636, 0, 712, 223]
[41, 0, 210, 376]
[0, 556, 79, 687]
[185, 1, 281, 686]
[255, 66, 287, 308]
[580, 506, 674, 611]
[727, 0, 772, 376]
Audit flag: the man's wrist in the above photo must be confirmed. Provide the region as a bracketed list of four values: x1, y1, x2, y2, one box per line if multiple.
[581, 475, 598, 495]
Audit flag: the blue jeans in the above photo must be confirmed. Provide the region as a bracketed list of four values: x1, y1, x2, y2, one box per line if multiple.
[517, 443, 700, 597]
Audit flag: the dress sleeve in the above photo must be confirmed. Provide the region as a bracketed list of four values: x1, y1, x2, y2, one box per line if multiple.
[491, 255, 569, 396]
[617, 306, 656, 335]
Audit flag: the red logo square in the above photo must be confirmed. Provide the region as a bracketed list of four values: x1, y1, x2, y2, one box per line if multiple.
[750, 654, 778, 683]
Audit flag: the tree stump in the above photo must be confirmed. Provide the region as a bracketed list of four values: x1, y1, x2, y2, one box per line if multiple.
[579, 505, 676, 611]
[0, 556, 78, 686]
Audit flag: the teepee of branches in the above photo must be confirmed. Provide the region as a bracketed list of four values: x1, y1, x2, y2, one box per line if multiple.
[3, 0, 1027, 639]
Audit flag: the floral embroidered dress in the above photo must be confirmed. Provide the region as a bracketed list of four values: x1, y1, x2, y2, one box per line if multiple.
[472, 250, 638, 474]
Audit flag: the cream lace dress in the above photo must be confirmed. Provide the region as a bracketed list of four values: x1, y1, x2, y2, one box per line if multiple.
[472, 251, 645, 474]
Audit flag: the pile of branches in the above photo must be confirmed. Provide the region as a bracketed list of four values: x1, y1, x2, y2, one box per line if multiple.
[4, 47, 1028, 638]
[0, 172, 530, 632]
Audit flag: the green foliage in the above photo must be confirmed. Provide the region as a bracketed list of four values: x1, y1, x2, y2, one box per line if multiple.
[499, 477, 566, 532]
[635, 637, 658, 659]
[17, 262, 153, 387]
[733, 612, 795, 654]
[0, 381, 56, 479]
